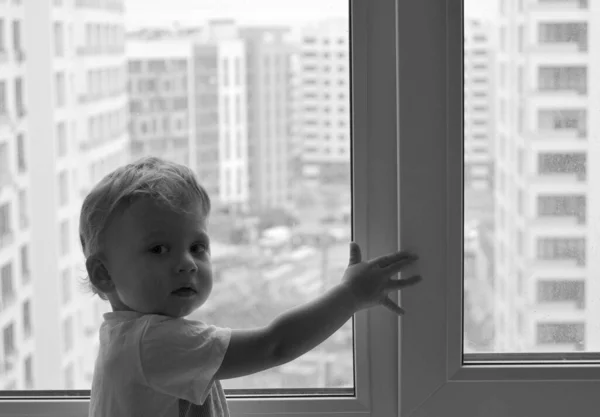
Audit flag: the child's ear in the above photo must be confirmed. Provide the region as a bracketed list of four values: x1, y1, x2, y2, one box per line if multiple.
[86, 255, 115, 293]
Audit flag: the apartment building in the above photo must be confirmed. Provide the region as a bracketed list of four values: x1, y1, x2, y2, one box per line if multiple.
[465, 19, 495, 192]
[240, 26, 294, 212]
[494, 0, 598, 352]
[0, 0, 129, 390]
[126, 38, 195, 167]
[0, 0, 31, 391]
[192, 21, 249, 213]
[297, 19, 350, 186]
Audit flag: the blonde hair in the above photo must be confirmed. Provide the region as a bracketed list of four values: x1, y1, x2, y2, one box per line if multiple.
[78, 156, 211, 300]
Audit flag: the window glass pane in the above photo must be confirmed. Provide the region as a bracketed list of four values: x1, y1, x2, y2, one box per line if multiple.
[464, 0, 595, 358]
[2, 0, 351, 394]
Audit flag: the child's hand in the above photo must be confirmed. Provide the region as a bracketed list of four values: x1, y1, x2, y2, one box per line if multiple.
[341, 241, 422, 315]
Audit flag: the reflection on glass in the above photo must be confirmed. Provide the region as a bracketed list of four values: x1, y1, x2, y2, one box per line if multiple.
[0, 0, 351, 391]
[463, 0, 596, 358]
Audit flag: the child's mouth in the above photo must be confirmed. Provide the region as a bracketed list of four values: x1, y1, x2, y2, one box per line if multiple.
[171, 287, 197, 297]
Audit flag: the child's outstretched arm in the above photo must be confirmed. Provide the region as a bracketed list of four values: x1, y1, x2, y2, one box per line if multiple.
[214, 242, 422, 381]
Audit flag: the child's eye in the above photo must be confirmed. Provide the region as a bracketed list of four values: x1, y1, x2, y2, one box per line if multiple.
[149, 245, 168, 255]
[192, 243, 208, 253]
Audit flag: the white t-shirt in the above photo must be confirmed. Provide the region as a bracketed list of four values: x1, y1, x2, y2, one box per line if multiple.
[89, 311, 232, 417]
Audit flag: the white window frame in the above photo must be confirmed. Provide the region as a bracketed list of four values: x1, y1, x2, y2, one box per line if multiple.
[1, 0, 404, 416]
[399, 0, 600, 416]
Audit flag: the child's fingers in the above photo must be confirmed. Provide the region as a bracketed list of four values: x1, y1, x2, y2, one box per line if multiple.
[348, 242, 362, 265]
[387, 275, 423, 290]
[380, 257, 418, 275]
[381, 297, 406, 316]
[373, 251, 418, 269]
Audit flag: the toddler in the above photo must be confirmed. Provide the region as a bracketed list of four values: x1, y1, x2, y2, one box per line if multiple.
[80, 156, 422, 417]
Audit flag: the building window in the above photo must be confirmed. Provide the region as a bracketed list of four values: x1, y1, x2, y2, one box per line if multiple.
[222, 58, 229, 86]
[0, 203, 10, 248]
[538, 66, 587, 94]
[537, 195, 586, 223]
[536, 237, 586, 266]
[538, 22, 587, 51]
[20, 245, 30, 284]
[58, 171, 69, 207]
[60, 220, 69, 256]
[3, 323, 15, 371]
[24, 355, 33, 389]
[0, 19, 4, 52]
[54, 22, 64, 57]
[55, 72, 66, 107]
[537, 323, 584, 350]
[56, 122, 67, 157]
[235, 57, 241, 85]
[538, 109, 586, 136]
[12, 20, 21, 52]
[18, 189, 28, 229]
[537, 152, 586, 178]
[537, 280, 585, 309]
[63, 317, 73, 354]
[65, 363, 74, 389]
[15, 77, 24, 117]
[0, 263, 14, 308]
[16, 133, 26, 173]
[62, 269, 71, 304]
[22, 300, 31, 338]
[0, 81, 6, 114]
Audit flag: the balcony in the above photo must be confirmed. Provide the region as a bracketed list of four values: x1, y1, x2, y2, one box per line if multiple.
[535, 128, 586, 140]
[531, 0, 588, 10]
[532, 171, 586, 185]
[534, 214, 585, 226]
[534, 41, 587, 54]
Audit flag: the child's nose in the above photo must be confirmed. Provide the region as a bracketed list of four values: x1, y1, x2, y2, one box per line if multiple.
[177, 253, 198, 273]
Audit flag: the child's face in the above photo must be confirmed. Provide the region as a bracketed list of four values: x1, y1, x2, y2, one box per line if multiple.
[101, 196, 213, 318]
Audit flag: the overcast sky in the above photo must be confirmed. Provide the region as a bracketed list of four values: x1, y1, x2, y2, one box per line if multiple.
[124, 0, 497, 29]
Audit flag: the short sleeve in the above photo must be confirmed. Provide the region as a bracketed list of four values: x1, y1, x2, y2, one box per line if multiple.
[140, 317, 232, 405]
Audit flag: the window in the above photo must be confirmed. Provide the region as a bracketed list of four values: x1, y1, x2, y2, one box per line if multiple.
[537, 280, 585, 309]
[22, 300, 32, 338]
[56, 122, 67, 157]
[538, 195, 586, 223]
[538, 152, 586, 177]
[59, 220, 69, 256]
[0, 262, 14, 307]
[222, 58, 229, 86]
[16, 133, 26, 173]
[3, 323, 15, 371]
[55, 72, 66, 107]
[24, 356, 33, 389]
[61, 269, 71, 303]
[0, 19, 4, 51]
[20, 245, 30, 284]
[396, 0, 600, 415]
[54, 22, 64, 56]
[63, 317, 73, 354]
[537, 323, 584, 349]
[12, 20, 21, 51]
[18, 189, 28, 229]
[15, 77, 24, 116]
[0, 81, 6, 114]
[58, 171, 69, 206]
[538, 66, 587, 94]
[538, 109, 586, 136]
[11, 0, 600, 415]
[0, 203, 10, 247]
[539, 22, 587, 51]
[537, 237, 586, 266]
